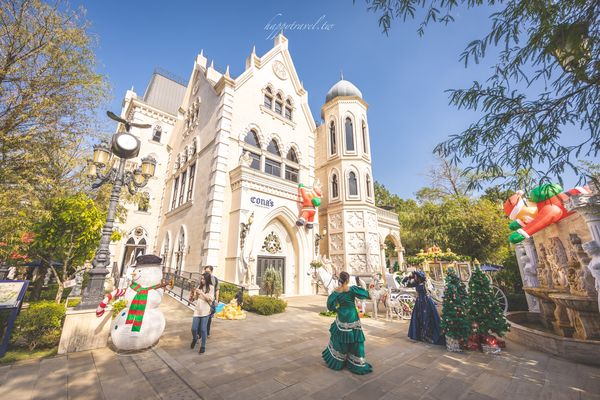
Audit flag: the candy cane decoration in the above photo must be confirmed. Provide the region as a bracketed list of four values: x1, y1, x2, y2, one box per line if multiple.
[96, 288, 127, 317]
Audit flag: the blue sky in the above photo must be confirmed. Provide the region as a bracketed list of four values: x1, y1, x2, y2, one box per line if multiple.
[74, 0, 580, 198]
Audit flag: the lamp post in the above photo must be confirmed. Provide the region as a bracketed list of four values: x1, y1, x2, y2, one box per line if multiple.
[79, 112, 156, 309]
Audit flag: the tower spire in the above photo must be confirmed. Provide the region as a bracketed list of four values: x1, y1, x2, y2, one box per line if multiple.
[340, 70, 344, 80]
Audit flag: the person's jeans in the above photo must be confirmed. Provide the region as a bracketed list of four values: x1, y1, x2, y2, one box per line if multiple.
[207, 302, 216, 336]
[191, 316, 209, 348]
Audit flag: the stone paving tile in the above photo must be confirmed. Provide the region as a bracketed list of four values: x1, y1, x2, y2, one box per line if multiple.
[0, 362, 40, 400]
[67, 368, 104, 400]
[427, 376, 472, 400]
[468, 372, 512, 398]
[31, 357, 68, 400]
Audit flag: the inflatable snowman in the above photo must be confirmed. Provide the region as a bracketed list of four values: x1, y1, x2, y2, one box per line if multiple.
[96, 254, 168, 351]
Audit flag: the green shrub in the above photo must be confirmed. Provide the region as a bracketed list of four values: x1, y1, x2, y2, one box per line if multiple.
[219, 282, 241, 304]
[111, 299, 127, 318]
[10, 301, 65, 350]
[319, 310, 336, 317]
[243, 295, 286, 315]
[66, 297, 81, 308]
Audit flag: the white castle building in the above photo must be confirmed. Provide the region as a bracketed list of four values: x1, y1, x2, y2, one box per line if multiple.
[110, 33, 403, 295]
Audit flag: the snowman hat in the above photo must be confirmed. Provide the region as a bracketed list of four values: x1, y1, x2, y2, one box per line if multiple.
[134, 254, 163, 267]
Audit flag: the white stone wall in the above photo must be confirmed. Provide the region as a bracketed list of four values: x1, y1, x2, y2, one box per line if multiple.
[110, 91, 177, 277]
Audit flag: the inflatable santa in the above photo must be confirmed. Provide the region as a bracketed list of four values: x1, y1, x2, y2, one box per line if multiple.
[296, 179, 322, 229]
[96, 254, 169, 351]
[504, 183, 590, 243]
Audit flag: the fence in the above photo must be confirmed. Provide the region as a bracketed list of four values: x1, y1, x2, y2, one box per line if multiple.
[162, 267, 244, 308]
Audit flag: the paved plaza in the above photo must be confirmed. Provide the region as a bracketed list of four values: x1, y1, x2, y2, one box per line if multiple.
[1, 294, 599, 400]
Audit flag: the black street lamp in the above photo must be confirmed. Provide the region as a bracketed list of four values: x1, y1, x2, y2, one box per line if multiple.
[79, 112, 155, 309]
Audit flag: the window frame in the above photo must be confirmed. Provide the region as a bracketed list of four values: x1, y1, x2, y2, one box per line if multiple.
[348, 171, 359, 197]
[187, 163, 196, 202]
[264, 157, 282, 177]
[329, 121, 337, 156]
[171, 177, 179, 210]
[284, 165, 299, 183]
[178, 171, 187, 207]
[345, 117, 355, 152]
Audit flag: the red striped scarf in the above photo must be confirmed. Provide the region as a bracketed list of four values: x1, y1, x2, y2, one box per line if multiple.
[126, 282, 161, 332]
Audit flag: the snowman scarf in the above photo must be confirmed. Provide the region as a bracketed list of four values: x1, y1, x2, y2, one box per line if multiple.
[127, 282, 162, 332]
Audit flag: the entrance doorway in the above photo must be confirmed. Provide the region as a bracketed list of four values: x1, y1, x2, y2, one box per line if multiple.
[256, 256, 285, 295]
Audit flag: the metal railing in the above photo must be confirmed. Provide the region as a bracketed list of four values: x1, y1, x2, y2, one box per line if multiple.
[162, 267, 244, 308]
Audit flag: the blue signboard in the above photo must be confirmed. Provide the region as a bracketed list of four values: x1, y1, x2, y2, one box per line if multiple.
[0, 280, 29, 358]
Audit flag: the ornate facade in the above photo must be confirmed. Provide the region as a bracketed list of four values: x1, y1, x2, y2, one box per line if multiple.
[110, 33, 402, 295]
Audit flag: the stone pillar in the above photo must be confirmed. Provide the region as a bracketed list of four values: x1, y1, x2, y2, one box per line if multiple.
[566, 192, 600, 310]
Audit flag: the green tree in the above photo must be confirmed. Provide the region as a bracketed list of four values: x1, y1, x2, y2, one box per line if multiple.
[362, 1, 600, 188]
[0, 0, 108, 298]
[31, 194, 104, 302]
[468, 267, 510, 337]
[440, 268, 471, 341]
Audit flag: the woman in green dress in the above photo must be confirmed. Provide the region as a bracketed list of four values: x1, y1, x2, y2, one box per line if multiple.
[322, 271, 373, 375]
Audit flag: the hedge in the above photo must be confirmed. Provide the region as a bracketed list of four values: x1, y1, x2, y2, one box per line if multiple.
[242, 295, 287, 315]
[10, 301, 66, 351]
[219, 282, 241, 304]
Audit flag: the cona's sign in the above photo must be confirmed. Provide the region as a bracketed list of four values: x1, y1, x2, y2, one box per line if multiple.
[250, 195, 274, 209]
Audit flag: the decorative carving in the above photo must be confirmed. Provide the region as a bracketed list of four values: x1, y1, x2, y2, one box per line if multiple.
[366, 212, 377, 229]
[518, 245, 539, 288]
[329, 233, 344, 252]
[272, 60, 288, 80]
[349, 254, 367, 274]
[568, 234, 597, 297]
[262, 232, 282, 254]
[368, 255, 380, 270]
[547, 237, 569, 289]
[347, 232, 365, 251]
[367, 233, 380, 254]
[346, 211, 364, 228]
[331, 255, 345, 270]
[329, 213, 342, 230]
[537, 244, 552, 288]
[239, 151, 252, 167]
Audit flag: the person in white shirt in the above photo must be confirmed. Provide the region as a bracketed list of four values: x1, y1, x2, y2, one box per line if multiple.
[190, 272, 214, 353]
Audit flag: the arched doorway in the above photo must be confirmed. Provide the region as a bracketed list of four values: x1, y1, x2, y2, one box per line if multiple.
[247, 207, 307, 295]
[120, 227, 148, 276]
[383, 233, 403, 272]
[173, 227, 186, 274]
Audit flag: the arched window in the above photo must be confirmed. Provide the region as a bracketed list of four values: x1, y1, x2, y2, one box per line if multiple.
[275, 94, 283, 115]
[152, 126, 162, 143]
[286, 148, 298, 163]
[267, 139, 280, 155]
[284, 99, 292, 120]
[244, 130, 260, 148]
[366, 174, 372, 198]
[348, 171, 358, 196]
[329, 121, 337, 155]
[264, 87, 273, 109]
[362, 121, 368, 154]
[345, 117, 355, 152]
[331, 173, 339, 199]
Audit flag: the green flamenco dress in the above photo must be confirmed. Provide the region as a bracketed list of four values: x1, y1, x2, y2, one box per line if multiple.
[322, 285, 373, 375]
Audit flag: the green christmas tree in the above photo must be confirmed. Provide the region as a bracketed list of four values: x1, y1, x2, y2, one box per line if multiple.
[468, 267, 510, 336]
[440, 268, 471, 341]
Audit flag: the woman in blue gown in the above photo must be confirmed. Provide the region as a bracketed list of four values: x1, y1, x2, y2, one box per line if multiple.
[403, 271, 445, 345]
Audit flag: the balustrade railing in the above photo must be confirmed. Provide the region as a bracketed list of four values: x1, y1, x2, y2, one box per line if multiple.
[162, 267, 244, 307]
